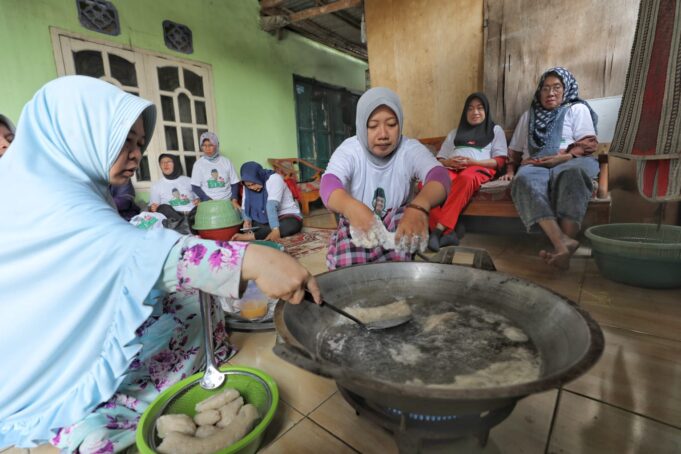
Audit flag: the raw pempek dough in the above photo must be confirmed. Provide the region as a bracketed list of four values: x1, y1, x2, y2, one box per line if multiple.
[157, 404, 259, 454]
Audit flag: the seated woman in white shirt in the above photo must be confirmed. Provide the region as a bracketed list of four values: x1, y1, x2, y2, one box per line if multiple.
[190, 131, 241, 210]
[231, 161, 303, 242]
[427, 92, 508, 251]
[501, 67, 599, 270]
[149, 153, 199, 233]
[320, 87, 450, 269]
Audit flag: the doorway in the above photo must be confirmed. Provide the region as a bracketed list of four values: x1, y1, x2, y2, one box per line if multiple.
[293, 76, 360, 180]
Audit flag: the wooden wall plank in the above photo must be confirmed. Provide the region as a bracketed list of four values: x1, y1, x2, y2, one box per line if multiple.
[365, 0, 484, 138]
[484, 0, 639, 130]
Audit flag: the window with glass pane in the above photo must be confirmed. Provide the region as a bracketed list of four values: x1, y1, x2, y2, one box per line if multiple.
[184, 155, 197, 177]
[157, 67, 179, 91]
[195, 101, 207, 125]
[109, 54, 137, 86]
[73, 50, 105, 78]
[161, 96, 175, 121]
[136, 156, 150, 182]
[156, 63, 211, 180]
[58, 34, 215, 188]
[177, 93, 192, 123]
[183, 69, 204, 96]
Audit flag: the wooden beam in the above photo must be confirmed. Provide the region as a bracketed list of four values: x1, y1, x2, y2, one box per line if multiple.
[260, 0, 286, 9]
[289, 0, 362, 23]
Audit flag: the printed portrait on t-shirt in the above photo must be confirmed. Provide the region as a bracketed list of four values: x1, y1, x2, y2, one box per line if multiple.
[208, 169, 226, 188]
[372, 187, 386, 218]
[169, 188, 190, 207]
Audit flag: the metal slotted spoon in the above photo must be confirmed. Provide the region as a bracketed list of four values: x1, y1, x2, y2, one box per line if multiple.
[303, 290, 412, 331]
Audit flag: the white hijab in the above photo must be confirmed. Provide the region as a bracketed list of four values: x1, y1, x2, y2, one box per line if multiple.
[0, 76, 180, 446]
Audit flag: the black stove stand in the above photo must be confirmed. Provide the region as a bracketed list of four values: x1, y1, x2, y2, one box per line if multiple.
[338, 386, 516, 454]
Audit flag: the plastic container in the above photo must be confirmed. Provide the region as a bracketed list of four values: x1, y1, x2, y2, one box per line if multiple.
[193, 200, 242, 230]
[585, 223, 681, 288]
[136, 365, 279, 454]
[240, 299, 269, 319]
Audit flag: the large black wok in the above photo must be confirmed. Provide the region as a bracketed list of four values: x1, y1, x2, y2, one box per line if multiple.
[274, 248, 604, 416]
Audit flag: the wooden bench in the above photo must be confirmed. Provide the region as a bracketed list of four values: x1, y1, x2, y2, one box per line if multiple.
[418, 136, 612, 227]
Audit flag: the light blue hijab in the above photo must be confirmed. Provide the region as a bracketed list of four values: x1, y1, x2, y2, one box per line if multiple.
[0, 76, 180, 447]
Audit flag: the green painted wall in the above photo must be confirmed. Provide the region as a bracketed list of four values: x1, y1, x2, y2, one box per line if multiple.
[0, 0, 367, 181]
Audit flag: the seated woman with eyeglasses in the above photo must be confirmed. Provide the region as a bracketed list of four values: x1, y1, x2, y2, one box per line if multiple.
[501, 67, 599, 270]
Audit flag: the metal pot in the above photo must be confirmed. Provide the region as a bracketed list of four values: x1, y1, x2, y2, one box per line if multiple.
[274, 247, 604, 416]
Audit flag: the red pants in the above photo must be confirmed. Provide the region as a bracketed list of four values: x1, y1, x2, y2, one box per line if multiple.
[429, 166, 496, 233]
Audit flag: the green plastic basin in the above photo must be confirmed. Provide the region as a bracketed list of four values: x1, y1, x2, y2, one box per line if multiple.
[136, 365, 279, 454]
[193, 200, 242, 230]
[585, 223, 681, 289]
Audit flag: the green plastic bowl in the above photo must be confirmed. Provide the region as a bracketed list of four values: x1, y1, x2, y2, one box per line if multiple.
[194, 200, 242, 230]
[136, 365, 279, 454]
[585, 223, 681, 289]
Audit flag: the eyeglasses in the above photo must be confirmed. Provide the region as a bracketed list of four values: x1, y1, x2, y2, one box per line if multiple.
[541, 84, 564, 94]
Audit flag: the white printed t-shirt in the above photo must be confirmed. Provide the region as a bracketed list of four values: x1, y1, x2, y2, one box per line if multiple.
[437, 125, 508, 160]
[149, 175, 197, 213]
[191, 156, 240, 200]
[325, 136, 442, 218]
[509, 104, 596, 159]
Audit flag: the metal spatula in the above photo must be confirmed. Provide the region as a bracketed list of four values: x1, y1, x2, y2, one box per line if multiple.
[303, 290, 412, 330]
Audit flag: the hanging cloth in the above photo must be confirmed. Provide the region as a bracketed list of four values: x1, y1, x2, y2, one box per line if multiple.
[609, 0, 681, 201]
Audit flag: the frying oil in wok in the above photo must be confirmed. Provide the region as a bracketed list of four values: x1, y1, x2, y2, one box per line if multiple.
[318, 298, 540, 389]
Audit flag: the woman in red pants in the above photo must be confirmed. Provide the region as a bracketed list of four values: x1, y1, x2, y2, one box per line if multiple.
[428, 92, 508, 251]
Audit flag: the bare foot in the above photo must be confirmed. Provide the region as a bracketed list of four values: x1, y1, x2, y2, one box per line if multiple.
[540, 238, 579, 270]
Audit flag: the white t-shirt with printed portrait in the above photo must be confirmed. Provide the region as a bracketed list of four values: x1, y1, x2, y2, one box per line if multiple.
[325, 136, 442, 218]
[191, 156, 240, 200]
[149, 175, 197, 213]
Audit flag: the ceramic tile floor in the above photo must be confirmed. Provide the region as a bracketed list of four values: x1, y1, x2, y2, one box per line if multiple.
[4, 211, 681, 453]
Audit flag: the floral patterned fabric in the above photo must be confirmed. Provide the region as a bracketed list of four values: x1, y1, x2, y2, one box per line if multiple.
[52, 238, 249, 453]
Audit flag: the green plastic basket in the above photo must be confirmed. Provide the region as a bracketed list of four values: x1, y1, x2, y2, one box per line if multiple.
[136, 365, 279, 454]
[585, 223, 681, 288]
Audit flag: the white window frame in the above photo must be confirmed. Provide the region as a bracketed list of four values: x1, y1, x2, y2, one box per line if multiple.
[51, 28, 217, 191]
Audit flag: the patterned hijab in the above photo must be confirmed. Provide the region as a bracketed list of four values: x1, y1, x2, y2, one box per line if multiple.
[158, 153, 183, 180]
[529, 67, 597, 150]
[355, 87, 404, 166]
[199, 131, 221, 162]
[240, 161, 275, 224]
[454, 92, 496, 148]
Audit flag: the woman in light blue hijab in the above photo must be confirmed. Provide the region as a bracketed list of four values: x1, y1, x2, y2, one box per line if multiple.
[0, 76, 320, 452]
